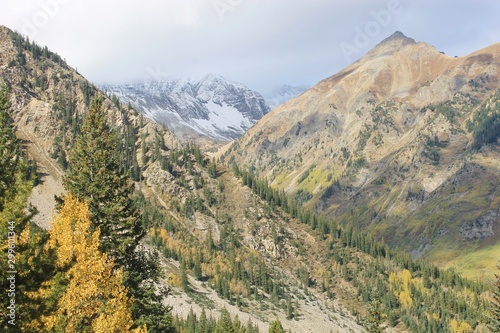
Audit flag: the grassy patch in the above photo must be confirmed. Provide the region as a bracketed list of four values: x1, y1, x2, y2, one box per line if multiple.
[442, 243, 500, 283]
[274, 172, 287, 186]
[297, 167, 331, 193]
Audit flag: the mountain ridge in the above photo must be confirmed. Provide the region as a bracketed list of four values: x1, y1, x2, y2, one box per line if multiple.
[0, 25, 368, 332]
[0, 25, 494, 333]
[101, 74, 270, 145]
[221, 32, 500, 281]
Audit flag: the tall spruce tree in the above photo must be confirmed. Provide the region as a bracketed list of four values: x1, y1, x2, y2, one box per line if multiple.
[64, 95, 144, 266]
[489, 263, 500, 332]
[214, 308, 233, 333]
[366, 288, 385, 333]
[0, 85, 57, 332]
[64, 95, 174, 332]
[0, 85, 20, 211]
[268, 318, 285, 333]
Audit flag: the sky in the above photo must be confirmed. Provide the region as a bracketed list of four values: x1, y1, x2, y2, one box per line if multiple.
[1, 0, 499, 96]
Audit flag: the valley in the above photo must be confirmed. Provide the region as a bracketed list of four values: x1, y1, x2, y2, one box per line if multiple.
[0, 24, 498, 333]
[221, 31, 500, 283]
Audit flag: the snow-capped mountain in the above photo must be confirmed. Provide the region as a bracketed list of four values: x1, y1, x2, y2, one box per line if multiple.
[101, 74, 270, 142]
[264, 84, 310, 109]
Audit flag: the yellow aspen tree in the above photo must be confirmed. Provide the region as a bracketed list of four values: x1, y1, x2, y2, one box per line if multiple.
[450, 319, 472, 333]
[399, 290, 413, 309]
[389, 269, 414, 310]
[43, 195, 146, 333]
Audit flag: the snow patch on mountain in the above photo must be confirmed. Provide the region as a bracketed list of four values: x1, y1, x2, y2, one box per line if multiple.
[101, 74, 269, 142]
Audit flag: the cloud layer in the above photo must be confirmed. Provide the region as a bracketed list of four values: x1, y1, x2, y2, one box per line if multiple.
[1, 0, 499, 94]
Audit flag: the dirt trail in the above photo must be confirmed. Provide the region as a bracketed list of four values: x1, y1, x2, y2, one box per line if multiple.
[17, 129, 65, 229]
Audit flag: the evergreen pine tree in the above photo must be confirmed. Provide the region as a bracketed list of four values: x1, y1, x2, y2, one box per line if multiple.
[215, 308, 233, 333]
[286, 294, 293, 320]
[0, 148, 50, 332]
[247, 317, 258, 333]
[64, 95, 174, 332]
[489, 263, 500, 332]
[194, 250, 203, 280]
[366, 288, 385, 333]
[208, 157, 217, 178]
[0, 85, 52, 332]
[0, 85, 20, 211]
[268, 318, 285, 333]
[181, 260, 189, 291]
[198, 307, 209, 333]
[64, 95, 144, 264]
[232, 315, 243, 333]
[186, 307, 197, 333]
[0, 85, 36, 331]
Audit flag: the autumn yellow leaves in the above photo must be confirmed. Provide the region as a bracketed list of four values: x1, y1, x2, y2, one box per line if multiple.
[31, 196, 146, 333]
[389, 269, 473, 333]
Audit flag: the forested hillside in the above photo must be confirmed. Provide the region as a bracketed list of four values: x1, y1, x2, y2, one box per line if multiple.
[0, 26, 499, 333]
[221, 32, 500, 282]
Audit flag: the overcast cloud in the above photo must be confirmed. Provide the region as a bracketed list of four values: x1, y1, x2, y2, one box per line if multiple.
[1, 0, 499, 95]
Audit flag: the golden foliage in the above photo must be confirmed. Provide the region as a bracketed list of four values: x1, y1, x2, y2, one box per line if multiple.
[229, 279, 249, 297]
[425, 312, 440, 322]
[39, 195, 146, 333]
[151, 226, 268, 299]
[389, 269, 414, 310]
[167, 273, 182, 287]
[450, 319, 473, 333]
[399, 289, 413, 309]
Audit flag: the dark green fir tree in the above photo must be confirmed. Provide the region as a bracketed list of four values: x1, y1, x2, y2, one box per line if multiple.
[365, 288, 385, 333]
[64, 95, 174, 333]
[0, 85, 20, 211]
[268, 318, 286, 333]
[64, 95, 144, 264]
[489, 263, 500, 333]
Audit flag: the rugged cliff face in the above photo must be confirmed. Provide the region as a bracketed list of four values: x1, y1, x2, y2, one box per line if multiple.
[101, 74, 269, 144]
[222, 31, 500, 279]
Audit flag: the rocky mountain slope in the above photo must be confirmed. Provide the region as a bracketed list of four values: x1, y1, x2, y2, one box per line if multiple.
[101, 74, 269, 145]
[221, 31, 500, 281]
[0, 25, 493, 332]
[0, 25, 367, 332]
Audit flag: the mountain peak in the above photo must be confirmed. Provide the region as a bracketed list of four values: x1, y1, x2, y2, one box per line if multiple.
[201, 73, 223, 81]
[101, 74, 269, 142]
[200, 73, 229, 84]
[376, 31, 416, 48]
[198, 73, 236, 89]
[361, 31, 418, 59]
